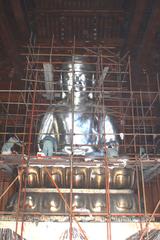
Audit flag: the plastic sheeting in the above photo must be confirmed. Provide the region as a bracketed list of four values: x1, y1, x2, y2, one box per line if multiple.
[126, 229, 160, 240]
[59, 227, 85, 240]
[0, 228, 26, 240]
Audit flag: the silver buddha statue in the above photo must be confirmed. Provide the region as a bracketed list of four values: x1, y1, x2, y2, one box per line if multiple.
[6, 61, 138, 218]
[38, 62, 119, 157]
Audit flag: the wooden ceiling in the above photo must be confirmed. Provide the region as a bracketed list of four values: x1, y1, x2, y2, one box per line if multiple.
[29, 0, 127, 44]
[0, 0, 160, 86]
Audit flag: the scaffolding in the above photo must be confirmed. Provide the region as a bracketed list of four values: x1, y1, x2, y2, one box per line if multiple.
[0, 40, 160, 240]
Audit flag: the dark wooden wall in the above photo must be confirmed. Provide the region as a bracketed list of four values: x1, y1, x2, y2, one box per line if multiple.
[0, 171, 17, 211]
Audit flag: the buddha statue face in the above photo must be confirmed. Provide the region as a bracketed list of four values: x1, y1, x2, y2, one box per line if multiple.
[61, 62, 94, 98]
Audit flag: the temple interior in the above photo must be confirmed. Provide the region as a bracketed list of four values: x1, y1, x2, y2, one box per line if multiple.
[0, 0, 160, 239]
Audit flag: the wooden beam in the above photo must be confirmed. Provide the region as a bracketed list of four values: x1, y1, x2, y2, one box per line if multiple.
[136, 0, 160, 67]
[127, 0, 148, 50]
[0, 1, 21, 72]
[30, 9, 124, 15]
[10, 0, 29, 40]
[0, 13, 17, 64]
[0, 1, 24, 80]
[34, 39, 124, 47]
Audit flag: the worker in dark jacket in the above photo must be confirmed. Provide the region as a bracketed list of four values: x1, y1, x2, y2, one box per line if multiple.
[1, 135, 22, 155]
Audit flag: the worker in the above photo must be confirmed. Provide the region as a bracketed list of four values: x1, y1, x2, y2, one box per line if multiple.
[42, 135, 57, 157]
[140, 146, 146, 157]
[1, 135, 23, 174]
[1, 135, 22, 155]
